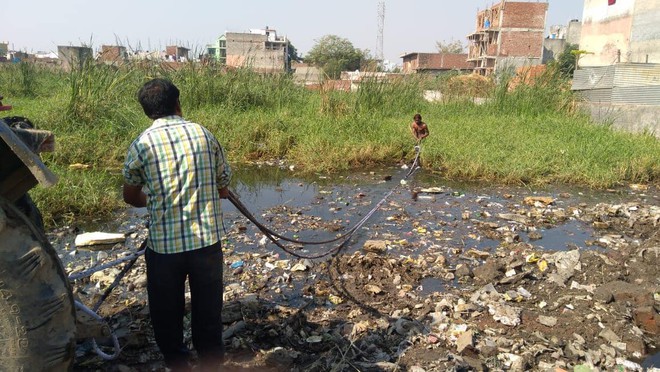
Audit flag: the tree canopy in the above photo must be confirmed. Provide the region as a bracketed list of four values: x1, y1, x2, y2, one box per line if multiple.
[436, 39, 466, 54]
[305, 35, 366, 79]
[555, 43, 580, 78]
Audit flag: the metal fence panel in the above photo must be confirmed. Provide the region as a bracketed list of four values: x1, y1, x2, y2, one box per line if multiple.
[577, 88, 613, 104]
[573, 63, 660, 105]
[614, 63, 660, 87]
[612, 86, 660, 105]
[572, 66, 615, 90]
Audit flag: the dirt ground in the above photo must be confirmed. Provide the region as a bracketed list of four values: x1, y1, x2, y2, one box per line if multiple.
[65, 178, 659, 371]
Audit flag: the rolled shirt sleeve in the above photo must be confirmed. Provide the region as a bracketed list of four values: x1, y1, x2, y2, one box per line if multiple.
[123, 142, 145, 186]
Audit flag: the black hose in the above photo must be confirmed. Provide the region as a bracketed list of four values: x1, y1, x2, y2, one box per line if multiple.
[92, 239, 147, 311]
[227, 145, 422, 259]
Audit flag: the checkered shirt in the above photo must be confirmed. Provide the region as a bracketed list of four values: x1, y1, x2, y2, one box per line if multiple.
[122, 115, 232, 254]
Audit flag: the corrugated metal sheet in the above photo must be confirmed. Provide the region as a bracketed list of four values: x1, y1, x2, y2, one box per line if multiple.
[572, 63, 660, 105]
[614, 63, 660, 87]
[577, 88, 613, 103]
[612, 86, 660, 105]
[572, 66, 615, 90]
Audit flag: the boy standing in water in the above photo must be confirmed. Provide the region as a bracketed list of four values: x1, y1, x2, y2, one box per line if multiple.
[408, 114, 429, 198]
[410, 113, 429, 143]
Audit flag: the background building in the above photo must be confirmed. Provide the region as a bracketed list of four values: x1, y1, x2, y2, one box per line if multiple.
[57, 46, 93, 71]
[400, 53, 472, 74]
[572, 0, 660, 137]
[99, 45, 127, 64]
[165, 46, 190, 62]
[291, 61, 323, 85]
[579, 0, 660, 66]
[206, 35, 227, 64]
[542, 20, 582, 63]
[467, 1, 548, 75]
[225, 27, 290, 73]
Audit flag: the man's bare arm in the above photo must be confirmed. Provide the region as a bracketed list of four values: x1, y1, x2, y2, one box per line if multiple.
[420, 124, 429, 139]
[123, 183, 147, 207]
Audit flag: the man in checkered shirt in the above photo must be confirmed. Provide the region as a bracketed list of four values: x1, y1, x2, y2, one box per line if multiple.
[123, 78, 231, 370]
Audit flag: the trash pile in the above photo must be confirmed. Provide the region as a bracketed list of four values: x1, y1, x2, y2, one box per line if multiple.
[59, 176, 659, 371]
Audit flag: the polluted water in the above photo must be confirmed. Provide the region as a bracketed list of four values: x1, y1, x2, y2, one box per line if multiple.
[51, 165, 659, 371]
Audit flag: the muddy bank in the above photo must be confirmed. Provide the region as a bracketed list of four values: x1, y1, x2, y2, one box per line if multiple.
[57, 167, 659, 371]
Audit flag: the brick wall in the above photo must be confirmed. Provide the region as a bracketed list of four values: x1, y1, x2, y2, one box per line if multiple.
[419, 54, 438, 68]
[499, 31, 545, 57]
[501, 2, 548, 29]
[165, 46, 177, 56]
[416, 53, 470, 70]
[100, 46, 126, 63]
[401, 54, 419, 73]
[443, 54, 470, 69]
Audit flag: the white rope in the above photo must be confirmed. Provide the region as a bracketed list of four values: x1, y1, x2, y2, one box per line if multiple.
[74, 300, 121, 360]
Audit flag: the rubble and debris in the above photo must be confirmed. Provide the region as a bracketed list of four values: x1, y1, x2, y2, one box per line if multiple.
[56, 175, 659, 371]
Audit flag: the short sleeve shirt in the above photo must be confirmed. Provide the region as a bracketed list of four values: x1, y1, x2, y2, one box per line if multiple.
[122, 115, 232, 254]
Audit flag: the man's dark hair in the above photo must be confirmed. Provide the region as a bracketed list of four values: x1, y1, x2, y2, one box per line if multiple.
[414, 113, 422, 121]
[137, 78, 180, 119]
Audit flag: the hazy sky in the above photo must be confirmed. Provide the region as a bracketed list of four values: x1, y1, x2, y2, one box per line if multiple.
[4, 0, 583, 63]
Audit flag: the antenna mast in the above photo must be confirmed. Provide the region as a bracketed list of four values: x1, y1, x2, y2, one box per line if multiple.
[377, 1, 385, 61]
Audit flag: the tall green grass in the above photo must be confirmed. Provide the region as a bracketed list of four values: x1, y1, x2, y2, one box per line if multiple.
[0, 61, 658, 225]
[0, 62, 44, 97]
[66, 59, 138, 125]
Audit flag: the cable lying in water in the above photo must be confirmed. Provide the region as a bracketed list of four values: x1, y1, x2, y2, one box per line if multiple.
[228, 145, 423, 259]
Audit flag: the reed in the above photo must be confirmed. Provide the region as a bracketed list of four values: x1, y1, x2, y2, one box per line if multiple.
[0, 62, 47, 97]
[0, 61, 657, 225]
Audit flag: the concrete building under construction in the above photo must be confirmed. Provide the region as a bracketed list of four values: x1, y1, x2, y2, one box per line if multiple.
[206, 27, 290, 72]
[467, 1, 548, 75]
[225, 27, 289, 73]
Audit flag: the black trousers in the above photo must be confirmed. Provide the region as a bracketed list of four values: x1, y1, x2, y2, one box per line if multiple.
[145, 242, 224, 368]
